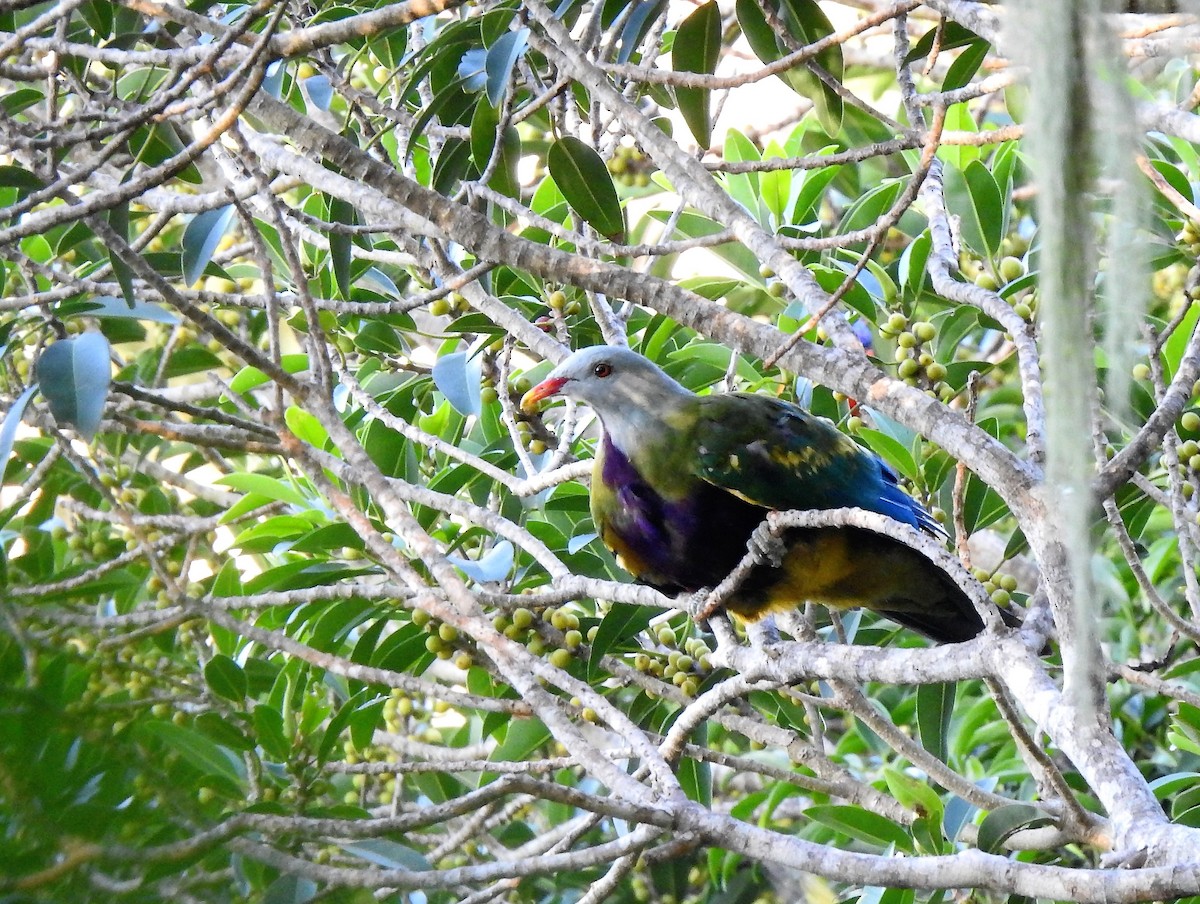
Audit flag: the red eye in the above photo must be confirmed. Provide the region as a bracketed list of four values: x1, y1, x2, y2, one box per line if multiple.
[593, 362, 613, 378]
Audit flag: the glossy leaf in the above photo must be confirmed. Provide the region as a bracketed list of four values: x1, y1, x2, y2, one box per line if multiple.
[916, 681, 955, 763]
[805, 805, 914, 852]
[329, 196, 356, 299]
[547, 136, 625, 240]
[903, 20, 980, 64]
[34, 332, 111, 440]
[485, 28, 529, 106]
[976, 804, 1053, 854]
[432, 350, 482, 416]
[448, 540, 513, 582]
[672, 1, 721, 149]
[0, 383, 37, 478]
[182, 205, 235, 287]
[205, 654, 248, 702]
[944, 160, 1003, 260]
[107, 198, 135, 308]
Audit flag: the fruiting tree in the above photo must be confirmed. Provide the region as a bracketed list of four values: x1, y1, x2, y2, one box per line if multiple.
[5, 0, 1200, 901]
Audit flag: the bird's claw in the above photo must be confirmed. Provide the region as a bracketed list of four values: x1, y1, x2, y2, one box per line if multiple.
[749, 522, 786, 568]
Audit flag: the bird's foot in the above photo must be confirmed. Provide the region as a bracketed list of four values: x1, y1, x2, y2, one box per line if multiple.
[749, 521, 786, 568]
[746, 615, 781, 648]
[687, 589, 721, 622]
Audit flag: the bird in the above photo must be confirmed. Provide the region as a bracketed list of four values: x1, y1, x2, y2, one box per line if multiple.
[521, 345, 1019, 644]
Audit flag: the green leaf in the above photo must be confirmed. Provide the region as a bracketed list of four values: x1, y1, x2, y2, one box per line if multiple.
[182, 205, 235, 287]
[976, 804, 1053, 854]
[217, 473, 312, 507]
[916, 682, 955, 763]
[138, 720, 244, 784]
[229, 354, 310, 393]
[804, 804, 914, 852]
[547, 136, 625, 240]
[470, 98, 521, 197]
[204, 654, 248, 702]
[490, 717, 551, 762]
[903, 20, 980, 64]
[34, 332, 112, 441]
[342, 839, 432, 871]
[760, 142, 791, 224]
[253, 705, 291, 761]
[942, 40, 990, 92]
[0, 384, 37, 480]
[588, 603, 658, 678]
[737, 0, 842, 134]
[263, 874, 317, 904]
[945, 160, 1003, 260]
[432, 350, 482, 417]
[485, 28, 529, 106]
[318, 689, 373, 763]
[672, 1, 721, 149]
[882, 766, 943, 825]
[328, 196, 356, 300]
[61, 295, 179, 324]
[615, 0, 668, 65]
[679, 754, 712, 806]
[107, 199, 136, 308]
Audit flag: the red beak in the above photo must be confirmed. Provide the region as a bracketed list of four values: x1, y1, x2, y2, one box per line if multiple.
[521, 376, 568, 413]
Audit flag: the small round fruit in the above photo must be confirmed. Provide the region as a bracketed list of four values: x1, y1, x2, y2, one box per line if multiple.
[974, 271, 999, 291]
[999, 256, 1026, 282]
[913, 321, 937, 342]
[1132, 362, 1151, 381]
[549, 648, 573, 669]
[898, 358, 920, 378]
[1183, 411, 1200, 432]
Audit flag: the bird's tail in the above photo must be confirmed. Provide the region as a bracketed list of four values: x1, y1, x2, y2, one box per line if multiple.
[876, 550, 1023, 644]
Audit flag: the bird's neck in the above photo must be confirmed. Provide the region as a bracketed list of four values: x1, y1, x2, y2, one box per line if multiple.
[599, 397, 696, 495]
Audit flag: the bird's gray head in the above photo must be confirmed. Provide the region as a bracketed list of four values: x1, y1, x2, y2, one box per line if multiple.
[520, 346, 693, 423]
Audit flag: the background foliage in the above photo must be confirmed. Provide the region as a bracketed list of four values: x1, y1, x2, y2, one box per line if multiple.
[5, 0, 1200, 901]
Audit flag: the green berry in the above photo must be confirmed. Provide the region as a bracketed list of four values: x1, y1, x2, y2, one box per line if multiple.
[999, 256, 1026, 282]
[925, 362, 947, 382]
[974, 271, 999, 291]
[549, 648, 573, 669]
[429, 298, 452, 316]
[512, 608, 535, 630]
[563, 629, 583, 649]
[1183, 411, 1200, 432]
[438, 623, 458, 643]
[898, 358, 920, 378]
[897, 331, 917, 349]
[913, 321, 937, 342]
[1133, 363, 1151, 381]
[887, 312, 908, 332]
[657, 626, 676, 647]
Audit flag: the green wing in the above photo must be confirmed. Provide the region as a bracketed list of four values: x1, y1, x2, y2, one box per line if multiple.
[692, 393, 926, 527]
